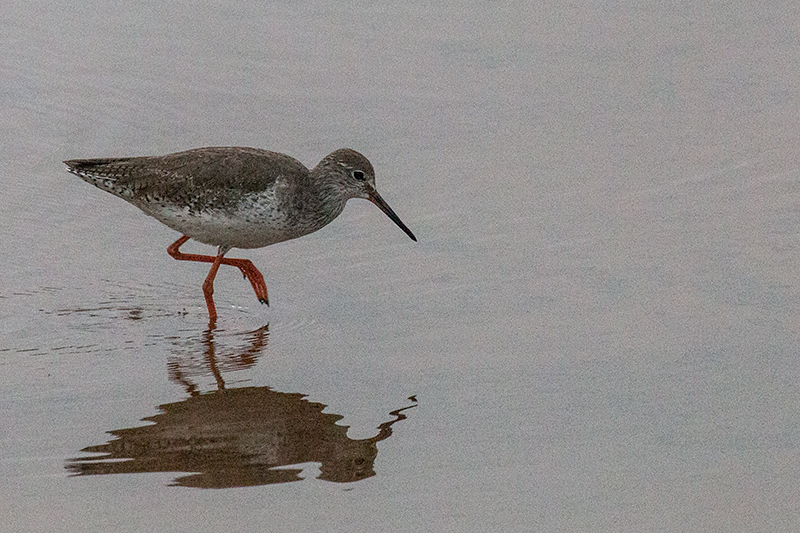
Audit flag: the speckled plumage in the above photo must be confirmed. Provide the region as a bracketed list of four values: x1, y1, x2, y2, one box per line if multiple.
[65, 147, 414, 249]
[64, 146, 416, 321]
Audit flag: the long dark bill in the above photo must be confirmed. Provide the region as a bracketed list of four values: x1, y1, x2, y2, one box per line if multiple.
[369, 191, 417, 242]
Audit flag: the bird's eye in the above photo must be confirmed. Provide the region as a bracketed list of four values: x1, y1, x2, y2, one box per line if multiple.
[352, 170, 365, 181]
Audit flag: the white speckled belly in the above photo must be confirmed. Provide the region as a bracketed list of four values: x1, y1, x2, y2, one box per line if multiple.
[138, 191, 304, 249]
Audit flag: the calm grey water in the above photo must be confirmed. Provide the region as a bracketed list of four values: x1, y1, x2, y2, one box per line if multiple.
[3, 1, 800, 531]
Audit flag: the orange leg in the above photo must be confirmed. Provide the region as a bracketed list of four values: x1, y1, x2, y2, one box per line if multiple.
[167, 236, 269, 317]
[202, 252, 224, 323]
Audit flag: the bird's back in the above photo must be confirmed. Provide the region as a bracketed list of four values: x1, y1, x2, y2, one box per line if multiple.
[65, 147, 310, 212]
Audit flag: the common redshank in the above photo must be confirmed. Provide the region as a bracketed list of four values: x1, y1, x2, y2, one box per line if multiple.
[64, 147, 416, 322]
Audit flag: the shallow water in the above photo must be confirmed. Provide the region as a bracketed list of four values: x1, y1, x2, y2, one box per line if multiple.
[3, 0, 800, 531]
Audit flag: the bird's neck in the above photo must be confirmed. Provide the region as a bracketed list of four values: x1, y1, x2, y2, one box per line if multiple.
[294, 175, 348, 231]
[316, 181, 349, 222]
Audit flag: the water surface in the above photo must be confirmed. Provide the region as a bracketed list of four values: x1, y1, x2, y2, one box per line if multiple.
[3, 1, 800, 531]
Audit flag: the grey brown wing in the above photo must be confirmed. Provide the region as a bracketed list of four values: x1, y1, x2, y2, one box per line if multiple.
[65, 147, 309, 209]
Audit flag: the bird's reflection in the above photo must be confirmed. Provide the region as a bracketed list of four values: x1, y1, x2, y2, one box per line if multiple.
[66, 324, 416, 488]
[167, 324, 269, 394]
